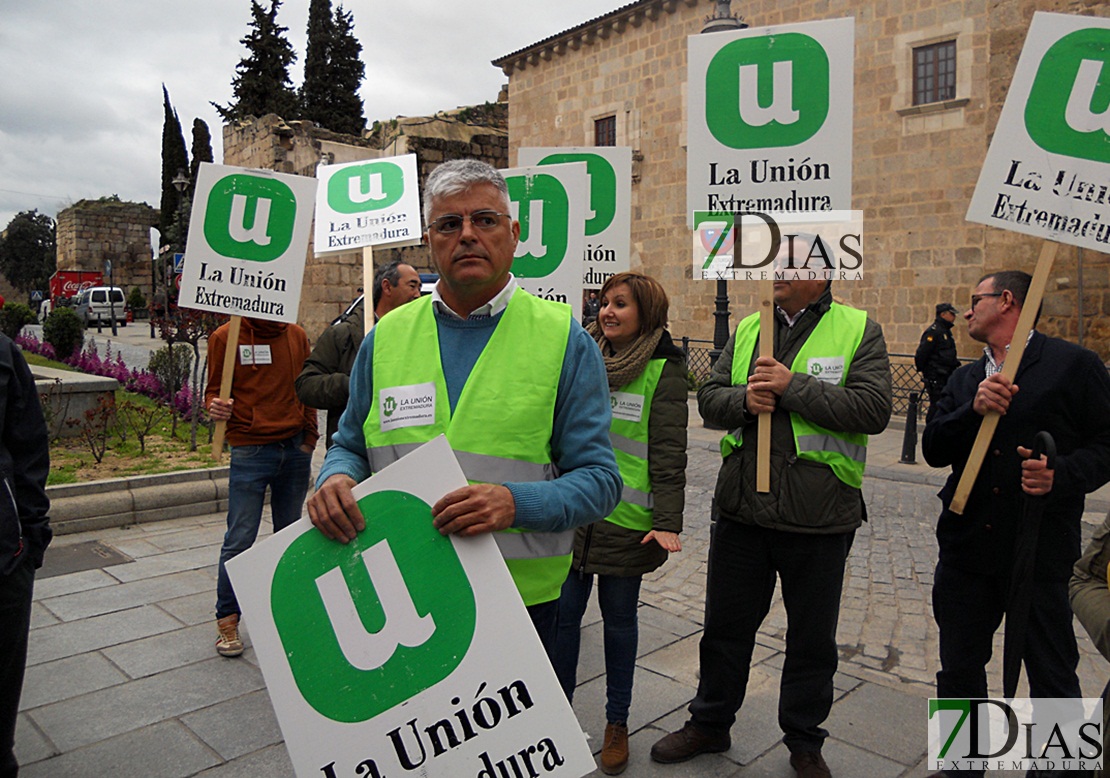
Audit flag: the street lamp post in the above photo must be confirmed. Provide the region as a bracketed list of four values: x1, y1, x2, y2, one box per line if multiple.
[701, 1, 748, 367]
[170, 169, 191, 317]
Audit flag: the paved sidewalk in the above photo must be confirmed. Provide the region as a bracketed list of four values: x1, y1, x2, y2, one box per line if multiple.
[15, 402, 1110, 777]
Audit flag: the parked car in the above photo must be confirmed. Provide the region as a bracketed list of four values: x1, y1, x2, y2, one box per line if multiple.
[74, 286, 127, 327]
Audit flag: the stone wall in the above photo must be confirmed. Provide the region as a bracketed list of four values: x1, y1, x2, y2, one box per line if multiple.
[221, 110, 508, 340]
[496, 0, 1110, 359]
[55, 199, 158, 294]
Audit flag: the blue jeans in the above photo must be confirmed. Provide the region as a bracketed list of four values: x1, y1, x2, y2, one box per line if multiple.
[554, 570, 642, 724]
[215, 434, 312, 619]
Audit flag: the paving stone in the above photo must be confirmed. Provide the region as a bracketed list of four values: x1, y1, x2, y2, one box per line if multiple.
[102, 546, 217, 583]
[143, 524, 227, 554]
[159, 591, 217, 626]
[29, 657, 265, 751]
[18, 720, 219, 778]
[181, 690, 283, 761]
[741, 739, 909, 777]
[824, 682, 930, 765]
[19, 652, 128, 710]
[39, 569, 210, 621]
[571, 664, 695, 752]
[192, 743, 294, 777]
[32, 568, 116, 600]
[102, 622, 217, 678]
[27, 605, 183, 665]
[13, 713, 54, 767]
[28, 602, 59, 629]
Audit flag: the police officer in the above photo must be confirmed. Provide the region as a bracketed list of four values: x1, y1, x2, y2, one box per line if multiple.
[915, 302, 959, 421]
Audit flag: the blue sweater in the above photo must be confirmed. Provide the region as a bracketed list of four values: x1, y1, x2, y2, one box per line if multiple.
[318, 305, 621, 533]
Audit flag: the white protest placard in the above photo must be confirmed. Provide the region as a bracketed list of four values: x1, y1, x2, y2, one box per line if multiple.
[517, 147, 631, 289]
[967, 12, 1110, 252]
[178, 162, 316, 323]
[687, 17, 855, 225]
[504, 163, 588, 308]
[314, 154, 423, 254]
[225, 436, 594, 778]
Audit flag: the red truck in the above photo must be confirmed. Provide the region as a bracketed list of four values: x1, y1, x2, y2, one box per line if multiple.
[39, 270, 104, 322]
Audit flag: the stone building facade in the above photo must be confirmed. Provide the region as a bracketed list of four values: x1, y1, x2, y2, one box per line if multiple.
[221, 106, 507, 339]
[55, 199, 158, 293]
[493, 0, 1110, 359]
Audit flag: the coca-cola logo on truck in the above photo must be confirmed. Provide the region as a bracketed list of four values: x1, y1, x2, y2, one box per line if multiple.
[49, 271, 103, 300]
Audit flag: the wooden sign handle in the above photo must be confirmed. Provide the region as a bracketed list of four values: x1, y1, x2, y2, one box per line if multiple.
[363, 245, 374, 336]
[757, 279, 774, 493]
[947, 241, 1058, 514]
[210, 315, 242, 463]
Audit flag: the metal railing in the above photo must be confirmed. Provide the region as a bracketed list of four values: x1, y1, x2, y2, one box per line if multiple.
[677, 337, 972, 422]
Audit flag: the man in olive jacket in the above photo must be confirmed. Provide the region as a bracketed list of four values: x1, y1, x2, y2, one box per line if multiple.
[296, 261, 421, 446]
[652, 278, 891, 778]
[0, 332, 51, 778]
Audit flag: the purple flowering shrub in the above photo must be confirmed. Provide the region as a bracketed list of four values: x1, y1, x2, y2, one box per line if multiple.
[21, 335, 204, 421]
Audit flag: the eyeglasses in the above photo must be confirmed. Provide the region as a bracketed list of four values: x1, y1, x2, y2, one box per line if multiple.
[970, 292, 1003, 309]
[427, 210, 510, 235]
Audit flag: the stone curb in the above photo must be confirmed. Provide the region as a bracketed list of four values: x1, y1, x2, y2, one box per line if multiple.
[47, 467, 230, 535]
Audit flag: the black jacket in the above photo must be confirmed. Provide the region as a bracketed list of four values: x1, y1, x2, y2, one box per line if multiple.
[923, 332, 1110, 580]
[0, 334, 51, 574]
[915, 316, 959, 383]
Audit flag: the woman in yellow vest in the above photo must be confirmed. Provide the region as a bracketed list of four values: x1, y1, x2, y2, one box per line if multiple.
[553, 272, 688, 775]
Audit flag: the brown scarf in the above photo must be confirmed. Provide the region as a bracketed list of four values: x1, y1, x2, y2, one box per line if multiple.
[586, 321, 664, 390]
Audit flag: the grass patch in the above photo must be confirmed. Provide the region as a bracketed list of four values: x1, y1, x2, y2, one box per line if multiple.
[47, 388, 219, 486]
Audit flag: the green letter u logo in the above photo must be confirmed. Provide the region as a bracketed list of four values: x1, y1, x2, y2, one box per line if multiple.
[1026, 27, 1110, 162]
[327, 161, 405, 214]
[271, 491, 476, 722]
[203, 174, 297, 262]
[508, 173, 570, 278]
[705, 33, 829, 149]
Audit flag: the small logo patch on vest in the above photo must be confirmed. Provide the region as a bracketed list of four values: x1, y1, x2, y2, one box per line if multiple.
[610, 391, 646, 423]
[379, 382, 436, 431]
[807, 356, 845, 385]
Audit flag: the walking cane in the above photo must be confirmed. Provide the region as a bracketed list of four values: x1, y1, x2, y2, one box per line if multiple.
[1002, 430, 1057, 699]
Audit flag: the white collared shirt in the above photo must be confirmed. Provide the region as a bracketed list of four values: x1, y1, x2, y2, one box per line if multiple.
[431, 274, 518, 320]
[984, 329, 1035, 377]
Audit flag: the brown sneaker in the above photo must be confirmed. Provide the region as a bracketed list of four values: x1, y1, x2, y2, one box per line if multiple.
[600, 722, 629, 775]
[650, 721, 730, 763]
[789, 749, 831, 778]
[215, 614, 244, 657]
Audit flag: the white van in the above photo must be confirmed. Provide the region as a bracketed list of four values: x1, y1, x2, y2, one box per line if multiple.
[74, 286, 127, 327]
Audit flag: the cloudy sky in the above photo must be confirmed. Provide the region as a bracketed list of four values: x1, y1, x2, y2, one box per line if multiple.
[0, 0, 623, 233]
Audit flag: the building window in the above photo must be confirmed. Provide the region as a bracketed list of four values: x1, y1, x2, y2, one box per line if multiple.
[594, 116, 617, 147]
[913, 40, 956, 105]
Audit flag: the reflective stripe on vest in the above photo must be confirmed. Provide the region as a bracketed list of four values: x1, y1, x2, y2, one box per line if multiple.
[720, 304, 869, 489]
[605, 358, 665, 531]
[363, 291, 573, 606]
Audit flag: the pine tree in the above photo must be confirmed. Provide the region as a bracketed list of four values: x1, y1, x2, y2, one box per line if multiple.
[213, 0, 298, 123]
[298, 1, 365, 135]
[159, 85, 189, 249]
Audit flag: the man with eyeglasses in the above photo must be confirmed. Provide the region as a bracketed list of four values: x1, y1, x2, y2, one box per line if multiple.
[922, 270, 1110, 778]
[307, 159, 621, 656]
[296, 260, 422, 447]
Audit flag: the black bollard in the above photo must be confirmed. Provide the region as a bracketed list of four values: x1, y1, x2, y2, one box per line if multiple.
[900, 391, 919, 464]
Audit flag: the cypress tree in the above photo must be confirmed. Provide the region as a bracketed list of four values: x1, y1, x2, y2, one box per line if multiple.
[326, 5, 366, 136]
[213, 0, 298, 123]
[299, 0, 333, 124]
[189, 119, 214, 185]
[159, 85, 189, 249]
